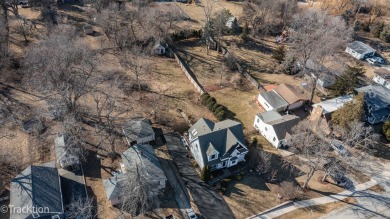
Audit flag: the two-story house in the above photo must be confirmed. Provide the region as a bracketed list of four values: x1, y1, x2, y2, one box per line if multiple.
[254, 110, 300, 148]
[188, 118, 248, 171]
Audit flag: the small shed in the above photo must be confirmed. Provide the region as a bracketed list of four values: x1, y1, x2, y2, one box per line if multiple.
[154, 42, 166, 55]
[345, 41, 376, 60]
[122, 118, 155, 145]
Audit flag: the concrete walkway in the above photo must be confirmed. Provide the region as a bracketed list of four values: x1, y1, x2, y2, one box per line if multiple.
[248, 179, 378, 219]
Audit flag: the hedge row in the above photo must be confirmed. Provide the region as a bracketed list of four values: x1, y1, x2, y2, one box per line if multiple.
[201, 92, 228, 121]
[172, 29, 202, 42]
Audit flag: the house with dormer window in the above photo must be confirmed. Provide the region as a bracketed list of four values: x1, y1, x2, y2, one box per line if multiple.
[188, 118, 249, 171]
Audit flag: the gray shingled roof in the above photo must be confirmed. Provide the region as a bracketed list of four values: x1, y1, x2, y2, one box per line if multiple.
[257, 110, 300, 140]
[347, 41, 376, 55]
[356, 85, 390, 124]
[121, 144, 167, 186]
[260, 91, 289, 110]
[188, 118, 247, 167]
[10, 161, 64, 219]
[103, 174, 127, 201]
[123, 118, 154, 143]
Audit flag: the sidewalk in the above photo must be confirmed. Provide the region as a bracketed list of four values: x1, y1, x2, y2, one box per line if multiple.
[248, 179, 378, 219]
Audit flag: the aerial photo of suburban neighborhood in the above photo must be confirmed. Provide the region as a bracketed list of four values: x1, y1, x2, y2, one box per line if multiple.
[1, 0, 390, 218]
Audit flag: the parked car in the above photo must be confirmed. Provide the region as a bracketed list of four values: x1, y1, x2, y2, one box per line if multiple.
[373, 56, 384, 63]
[331, 172, 354, 189]
[186, 209, 197, 219]
[330, 140, 348, 156]
[366, 58, 379, 65]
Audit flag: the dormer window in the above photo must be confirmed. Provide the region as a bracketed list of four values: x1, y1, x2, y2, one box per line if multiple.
[211, 154, 216, 159]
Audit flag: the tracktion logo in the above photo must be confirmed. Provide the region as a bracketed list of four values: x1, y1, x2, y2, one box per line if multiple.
[1, 205, 50, 214]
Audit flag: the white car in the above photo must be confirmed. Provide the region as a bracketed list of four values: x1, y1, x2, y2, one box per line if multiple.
[366, 58, 378, 65]
[186, 209, 198, 219]
[373, 56, 384, 63]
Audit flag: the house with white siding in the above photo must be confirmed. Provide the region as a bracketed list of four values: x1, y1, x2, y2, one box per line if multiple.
[254, 110, 300, 148]
[122, 118, 155, 145]
[345, 41, 376, 60]
[188, 118, 248, 171]
[373, 67, 390, 90]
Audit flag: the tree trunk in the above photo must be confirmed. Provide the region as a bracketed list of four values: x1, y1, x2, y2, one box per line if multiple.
[302, 167, 315, 189]
[309, 77, 317, 104]
[1, 0, 9, 56]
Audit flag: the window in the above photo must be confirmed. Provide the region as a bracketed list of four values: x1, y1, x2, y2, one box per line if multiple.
[222, 161, 227, 167]
[273, 137, 276, 142]
[265, 127, 268, 131]
[257, 118, 260, 123]
[211, 154, 216, 159]
[231, 160, 236, 164]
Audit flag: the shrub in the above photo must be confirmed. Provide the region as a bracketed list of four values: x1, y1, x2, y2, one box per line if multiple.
[201, 93, 211, 104]
[383, 119, 390, 140]
[192, 160, 199, 168]
[211, 103, 221, 112]
[361, 22, 370, 32]
[223, 54, 238, 71]
[277, 181, 301, 201]
[372, 22, 384, 38]
[215, 110, 227, 121]
[281, 56, 299, 75]
[200, 166, 211, 181]
[380, 26, 390, 43]
[272, 45, 285, 63]
[206, 99, 217, 110]
[236, 175, 242, 181]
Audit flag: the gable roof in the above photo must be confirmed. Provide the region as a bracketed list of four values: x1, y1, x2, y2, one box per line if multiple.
[312, 95, 354, 114]
[260, 91, 289, 110]
[356, 85, 390, 111]
[10, 161, 64, 219]
[123, 118, 155, 143]
[189, 118, 247, 165]
[103, 174, 127, 201]
[347, 41, 376, 55]
[257, 110, 300, 140]
[273, 83, 307, 104]
[55, 133, 78, 161]
[121, 144, 166, 184]
[374, 67, 390, 81]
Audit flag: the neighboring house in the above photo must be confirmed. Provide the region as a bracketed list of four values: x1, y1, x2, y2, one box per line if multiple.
[55, 133, 80, 169]
[312, 95, 354, 118]
[154, 42, 166, 55]
[103, 144, 167, 206]
[254, 110, 300, 148]
[356, 85, 390, 124]
[305, 59, 336, 89]
[256, 90, 289, 112]
[373, 67, 390, 89]
[123, 118, 155, 145]
[188, 118, 248, 171]
[10, 161, 64, 219]
[345, 41, 376, 60]
[273, 83, 307, 111]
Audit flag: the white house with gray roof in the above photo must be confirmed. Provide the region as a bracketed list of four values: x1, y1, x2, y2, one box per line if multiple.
[346, 41, 376, 60]
[254, 110, 300, 148]
[123, 118, 155, 145]
[257, 91, 289, 112]
[188, 118, 248, 171]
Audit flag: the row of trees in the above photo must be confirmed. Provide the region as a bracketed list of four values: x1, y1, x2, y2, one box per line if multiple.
[200, 93, 229, 121]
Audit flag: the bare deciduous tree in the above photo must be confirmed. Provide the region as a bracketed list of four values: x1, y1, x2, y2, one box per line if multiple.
[26, 25, 98, 115]
[277, 181, 301, 201]
[65, 197, 96, 219]
[248, 146, 272, 174]
[286, 10, 352, 103]
[120, 165, 156, 217]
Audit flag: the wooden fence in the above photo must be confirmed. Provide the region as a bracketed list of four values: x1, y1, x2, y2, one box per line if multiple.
[172, 51, 205, 95]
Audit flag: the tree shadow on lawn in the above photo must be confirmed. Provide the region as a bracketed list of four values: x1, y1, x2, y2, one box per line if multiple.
[371, 136, 390, 161]
[236, 38, 273, 55]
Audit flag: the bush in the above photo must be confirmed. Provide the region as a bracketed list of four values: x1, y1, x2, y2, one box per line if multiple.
[383, 119, 390, 140]
[361, 22, 370, 32]
[272, 45, 285, 63]
[277, 181, 301, 201]
[211, 103, 221, 112]
[380, 26, 390, 43]
[192, 160, 199, 168]
[201, 93, 211, 104]
[372, 22, 384, 38]
[215, 110, 227, 121]
[281, 56, 299, 75]
[223, 54, 238, 71]
[200, 166, 211, 181]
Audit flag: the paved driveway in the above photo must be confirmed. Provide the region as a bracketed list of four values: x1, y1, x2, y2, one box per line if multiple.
[165, 132, 235, 219]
